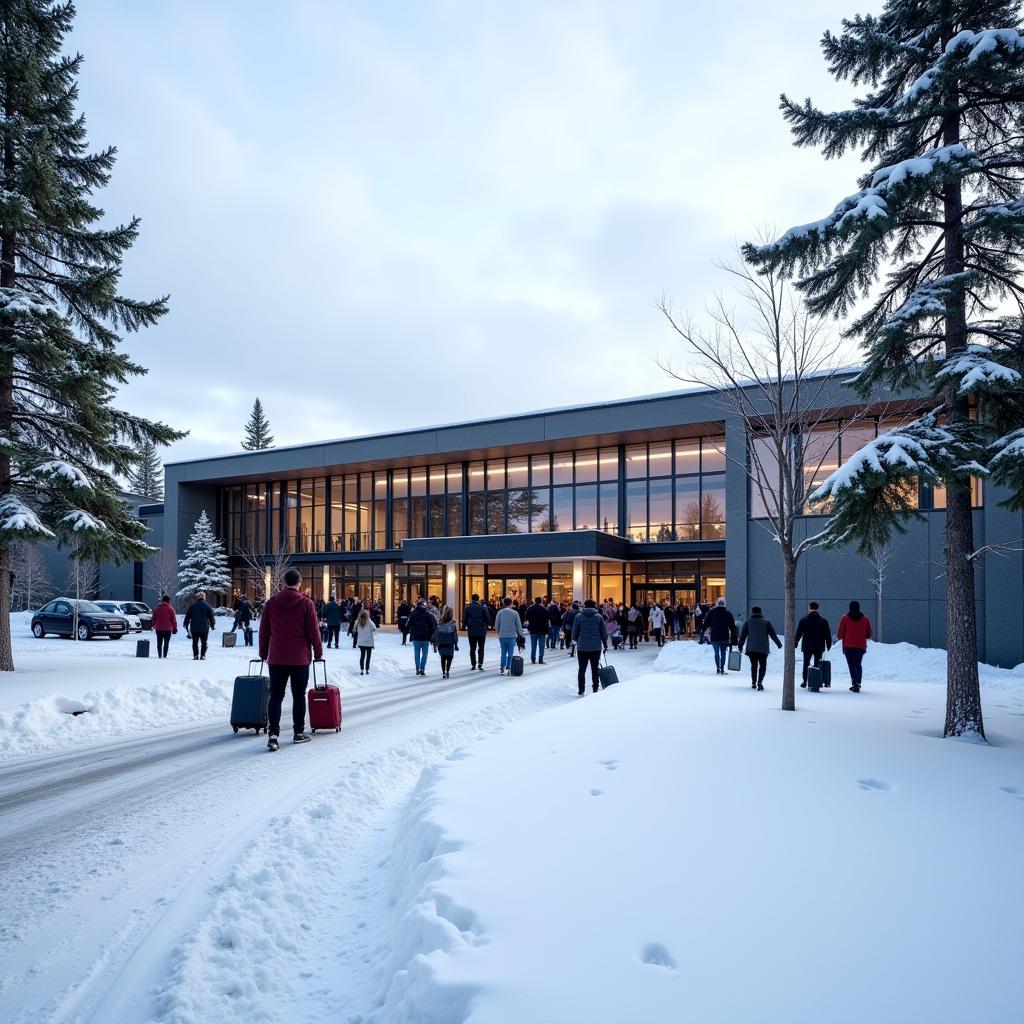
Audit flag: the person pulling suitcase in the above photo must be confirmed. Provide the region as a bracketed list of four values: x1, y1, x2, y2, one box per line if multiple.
[259, 567, 324, 750]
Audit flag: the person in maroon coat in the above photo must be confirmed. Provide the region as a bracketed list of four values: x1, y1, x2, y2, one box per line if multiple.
[259, 568, 323, 749]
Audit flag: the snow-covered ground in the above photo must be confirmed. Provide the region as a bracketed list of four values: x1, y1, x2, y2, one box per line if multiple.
[372, 641, 1024, 1023]
[2, 623, 1022, 1023]
[0, 612, 403, 759]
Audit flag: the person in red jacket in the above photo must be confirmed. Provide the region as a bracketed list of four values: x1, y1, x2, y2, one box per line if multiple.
[151, 594, 177, 659]
[836, 599, 872, 693]
[259, 568, 323, 750]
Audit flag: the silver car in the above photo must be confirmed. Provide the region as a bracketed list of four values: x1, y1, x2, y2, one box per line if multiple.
[96, 600, 143, 633]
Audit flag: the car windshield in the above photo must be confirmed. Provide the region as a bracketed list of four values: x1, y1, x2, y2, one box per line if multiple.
[127, 603, 149, 613]
[76, 601, 105, 613]
[97, 602, 116, 610]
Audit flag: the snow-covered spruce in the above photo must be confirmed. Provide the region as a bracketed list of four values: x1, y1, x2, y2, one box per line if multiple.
[742, 0, 1024, 738]
[176, 511, 232, 600]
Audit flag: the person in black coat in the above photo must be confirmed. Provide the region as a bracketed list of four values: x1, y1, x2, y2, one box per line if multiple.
[703, 598, 737, 674]
[525, 596, 550, 664]
[321, 595, 344, 649]
[407, 599, 437, 676]
[183, 592, 216, 660]
[794, 601, 833, 687]
[462, 594, 492, 670]
[396, 600, 412, 645]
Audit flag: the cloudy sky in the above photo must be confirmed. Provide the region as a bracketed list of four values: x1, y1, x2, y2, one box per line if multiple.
[71, 0, 870, 462]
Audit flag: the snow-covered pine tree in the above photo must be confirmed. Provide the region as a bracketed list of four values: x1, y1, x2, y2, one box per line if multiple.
[241, 398, 274, 450]
[744, 1, 1024, 739]
[176, 511, 231, 601]
[0, 2, 184, 670]
[126, 440, 164, 501]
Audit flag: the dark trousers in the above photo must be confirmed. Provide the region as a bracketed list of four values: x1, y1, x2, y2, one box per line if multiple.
[652, 627, 663, 647]
[468, 635, 485, 666]
[440, 652, 454, 675]
[191, 630, 209, 658]
[268, 664, 310, 737]
[801, 649, 824, 684]
[628, 631, 638, 649]
[398, 618, 409, 644]
[748, 652, 767, 686]
[351, 629, 358, 649]
[577, 650, 601, 693]
[844, 648, 865, 687]
[359, 646, 373, 671]
[323, 624, 339, 647]
[155, 630, 172, 657]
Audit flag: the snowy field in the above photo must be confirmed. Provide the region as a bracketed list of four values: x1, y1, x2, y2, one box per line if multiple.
[1, 623, 1022, 1023]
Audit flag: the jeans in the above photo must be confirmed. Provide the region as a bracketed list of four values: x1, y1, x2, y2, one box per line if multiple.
[413, 640, 430, 673]
[468, 635, 485, 667]
[711, 641, 729, 671]
[191, 630, 209, 658]
[748, 652, 767, 686]
[577, 650, 601, 692]
[499, 636, 517, 670]
[155, 630, 172, 657]
[549, 625, 560, 648]
[844, 648, 865, 687]
[359, 646, 373, 671]
[268, 663, 310, 737]
[801, 649, 824, 684]
[530, 634, 546, 661]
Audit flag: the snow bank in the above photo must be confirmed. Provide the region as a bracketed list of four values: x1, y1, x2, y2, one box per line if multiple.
[375, 664, 1024, 1022]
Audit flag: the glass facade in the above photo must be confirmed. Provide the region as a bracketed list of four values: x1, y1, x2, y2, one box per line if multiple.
[750, 417, 983, 519]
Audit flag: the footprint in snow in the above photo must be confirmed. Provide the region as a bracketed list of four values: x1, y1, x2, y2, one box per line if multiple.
[639, 942, 678, 972]
[598, 759, 620, 771]
[590, 788, 604, 797]
[858, 778, 897, 792]
[999, 786, 1024, 800]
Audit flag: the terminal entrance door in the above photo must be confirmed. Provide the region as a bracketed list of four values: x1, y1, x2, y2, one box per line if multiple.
[487, 575, 548, 605]
[632, 585, 697, 611]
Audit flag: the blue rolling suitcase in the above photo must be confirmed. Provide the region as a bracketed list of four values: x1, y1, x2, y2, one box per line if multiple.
[509, 654, 524, 677]
[820, 659, 832, 688]
[231, 659, 270, 734]
[807, 666, 823, 692]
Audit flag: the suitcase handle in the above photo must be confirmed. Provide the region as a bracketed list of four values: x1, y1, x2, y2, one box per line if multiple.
[248, 658, 265, 676]
[312, 658, 327, 690]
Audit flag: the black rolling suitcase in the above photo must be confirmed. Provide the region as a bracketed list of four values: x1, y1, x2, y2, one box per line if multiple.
[509, 654, 524, 677]
[136, 638, 150, 658]
[820, 659, 832, 688]
[598, 653, 619, 688]
[807, 665, 823, 692]
[222, 631, 236, 648]
[231, 659, 270, 734]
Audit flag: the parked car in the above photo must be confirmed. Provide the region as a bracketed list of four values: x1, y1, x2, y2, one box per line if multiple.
[95, 600, 146, 632]
[120, 601, 153, 630]
[31, 600, 130, 641]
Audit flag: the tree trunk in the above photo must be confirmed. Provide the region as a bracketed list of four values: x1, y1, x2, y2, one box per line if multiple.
[940, 49, 985, 739]
[0, 544, 13, 671]
[781, 555, 797, 711]
[875, 576, 883, 644]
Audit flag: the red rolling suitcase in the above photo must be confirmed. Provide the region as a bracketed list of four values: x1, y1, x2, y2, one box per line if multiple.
[307, 660, 341, 734]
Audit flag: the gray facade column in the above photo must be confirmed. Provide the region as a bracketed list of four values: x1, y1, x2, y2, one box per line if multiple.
[724, 417, 748, 617]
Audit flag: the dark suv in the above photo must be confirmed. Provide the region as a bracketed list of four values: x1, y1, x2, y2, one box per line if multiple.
[31, 600, 130, 641]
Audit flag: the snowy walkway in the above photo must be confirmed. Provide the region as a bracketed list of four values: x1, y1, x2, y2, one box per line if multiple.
[0, 628, 662, 1023]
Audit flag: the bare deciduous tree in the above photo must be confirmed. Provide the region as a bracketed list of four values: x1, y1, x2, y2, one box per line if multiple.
[659, 256, 872, 711]
[10, 544, 52, 611]
[238, 546, 295, 604]
[145, 545, 179, 605]
[865, 542, 893, 644]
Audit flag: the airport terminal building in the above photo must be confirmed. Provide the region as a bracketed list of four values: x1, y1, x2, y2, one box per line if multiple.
[163, 377, 1024, 668]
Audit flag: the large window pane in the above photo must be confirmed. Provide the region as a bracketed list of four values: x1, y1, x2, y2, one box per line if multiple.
[649, 477, 672, 542]
[359, 474, 373, 549]
[299, 482, 314, 553]
[392, 497, 409, 545]
[599, 481, 619, 533]
[552, 452, 573, 485]
[626, 480, 647, 542]
[625, 444, 647, 479]
[599, 447, 619, 481]
[285, 482, 298, 553]
[575, 484, 597, 530]
[674, 440, 700, 476]
[486, 491, 506, 533]
[675, 476, 700, 540]
[447, 493, 463, 534]
[802, 426, 840, 508]
[313, 478, 326, 552]
[429, 494, 445, 536]
[410, 467, 427, 497]
[469, 493, 485, 535]
[507, 489, 530, 533]
[531, 486, 551, 532]
[446, 463, 464, 493]
[410, 495, 427, 538]
[648, 442, 672, 478]
[702, 436, 726, 473]
[552, 486, 573, 531]
[701, 474, 726, 539]
[750, 436, 780, 519]
[468, 462, 486, 492]
[487, 459, 505, 491]
[575, 450, 598, 484]
[531, 454, 550, 488]
[429, 465, 445, 495]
